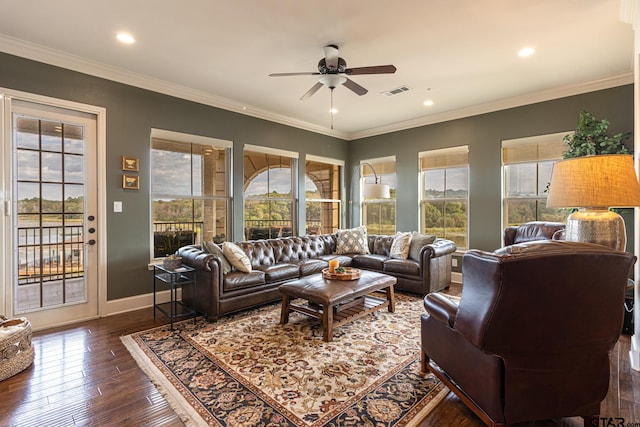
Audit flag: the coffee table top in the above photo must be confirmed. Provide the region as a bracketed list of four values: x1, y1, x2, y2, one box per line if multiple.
[278, 270, 396, 306]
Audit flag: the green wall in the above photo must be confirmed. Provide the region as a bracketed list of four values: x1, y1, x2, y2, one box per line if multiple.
[0, 53, 347, 300]
[0, 52, 634, 302]
[350, 85, 634, 251]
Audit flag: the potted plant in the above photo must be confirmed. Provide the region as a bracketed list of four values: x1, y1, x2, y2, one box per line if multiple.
[562, 110, 630, 158]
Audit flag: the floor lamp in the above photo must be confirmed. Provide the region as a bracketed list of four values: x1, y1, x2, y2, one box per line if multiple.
[546, 154, 640, 251]
[361, 162, 390, 199]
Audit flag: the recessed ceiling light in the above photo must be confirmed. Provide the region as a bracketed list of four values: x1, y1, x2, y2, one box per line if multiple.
[116, 32, 135, 44]
[423, 100, 434, 107]
[329, 108, 339, 115]
[518, 47, 535, 57]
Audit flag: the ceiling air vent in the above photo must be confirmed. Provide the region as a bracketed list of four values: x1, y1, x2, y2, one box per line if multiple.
[382, 85, 411, 96]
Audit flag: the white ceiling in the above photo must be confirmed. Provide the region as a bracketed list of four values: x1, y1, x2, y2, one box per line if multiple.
[0, 0, 634, 140]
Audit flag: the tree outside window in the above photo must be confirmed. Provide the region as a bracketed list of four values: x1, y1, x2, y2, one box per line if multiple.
[420, 146, 469, 249]
[244, 149, 296, 240]
[151, 134, 230, 258]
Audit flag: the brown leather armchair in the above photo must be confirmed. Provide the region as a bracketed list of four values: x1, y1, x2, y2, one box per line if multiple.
[503, 221, 565, 246]
[421, 240, 635, 427]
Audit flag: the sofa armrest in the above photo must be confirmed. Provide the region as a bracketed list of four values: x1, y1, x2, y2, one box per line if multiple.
[177, 245, 222, 320]
[424, 293, 458, 328]
[420, 238, 457, 294]
[422, 238, 457, 258]
[178, 245, 215, 270]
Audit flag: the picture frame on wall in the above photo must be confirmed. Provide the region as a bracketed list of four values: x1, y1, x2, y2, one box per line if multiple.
[122, 156, 139, 171]
[122, 174, 140, 189]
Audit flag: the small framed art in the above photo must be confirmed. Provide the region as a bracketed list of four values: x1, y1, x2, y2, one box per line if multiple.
[122, 174, 140, 189]
[122, 156, 139, 172]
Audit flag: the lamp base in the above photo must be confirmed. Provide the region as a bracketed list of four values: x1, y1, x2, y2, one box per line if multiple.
[564, 208, 626, 251]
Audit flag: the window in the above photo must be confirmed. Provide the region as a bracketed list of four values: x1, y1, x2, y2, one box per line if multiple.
[244, 145, 297, 240]
[305, 156, 342, 235]
[151, 130, 231, 258]
[502, 133, 567, 226]
[361, 157, 396, 234]
[420, 146, 469, 249]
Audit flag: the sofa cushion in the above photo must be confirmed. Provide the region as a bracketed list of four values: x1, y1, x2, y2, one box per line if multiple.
[299, 258, 328, 276]
[257, 263, 300, 283]
[408, 232, 436, 262]
[316, 254, 353, 267]
[384, 258, 420, 276]
[390, 231, 412, 260]
[223, 271, 265, 291]
[223, 242, 252, 273]
[335, 226, 370, 255]
[202, 241, 232, 274]
[352, 253, 386, 270]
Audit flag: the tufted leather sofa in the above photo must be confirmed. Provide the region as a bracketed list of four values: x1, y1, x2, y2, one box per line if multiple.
[178, 233, 457, 321]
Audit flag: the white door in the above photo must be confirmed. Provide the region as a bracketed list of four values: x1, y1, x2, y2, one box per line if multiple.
[5, 99, 99, 328]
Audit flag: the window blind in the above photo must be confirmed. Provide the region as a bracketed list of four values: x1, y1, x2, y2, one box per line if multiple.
[419, 146, 469, 170]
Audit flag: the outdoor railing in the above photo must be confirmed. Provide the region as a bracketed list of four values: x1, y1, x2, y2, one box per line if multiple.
[17, 225, 84, 285]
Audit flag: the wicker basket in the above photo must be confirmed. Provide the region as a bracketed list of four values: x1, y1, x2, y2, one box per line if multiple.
[163, 256, 183, 270]
[0, 317, 35, 381]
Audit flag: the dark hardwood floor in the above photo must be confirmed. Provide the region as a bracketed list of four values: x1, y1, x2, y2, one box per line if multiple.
[1, 285, 638, 426]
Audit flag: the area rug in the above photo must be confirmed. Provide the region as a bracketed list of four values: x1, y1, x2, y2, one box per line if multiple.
[122, 293, 447, 426]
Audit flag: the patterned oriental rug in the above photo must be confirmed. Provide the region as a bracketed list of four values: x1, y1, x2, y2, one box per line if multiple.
[122, 293, 447, 427]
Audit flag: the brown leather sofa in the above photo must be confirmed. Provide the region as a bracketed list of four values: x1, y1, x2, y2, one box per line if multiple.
[421, 240, 635, 427]
[178, 233, 456, 320]
[503, 221, 565, 246]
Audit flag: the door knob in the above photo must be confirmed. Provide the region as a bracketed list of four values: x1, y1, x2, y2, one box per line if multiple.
[86, 239, 96, 245]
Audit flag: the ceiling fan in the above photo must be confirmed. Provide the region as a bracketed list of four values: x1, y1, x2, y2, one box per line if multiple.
[269, 45, 397, 101]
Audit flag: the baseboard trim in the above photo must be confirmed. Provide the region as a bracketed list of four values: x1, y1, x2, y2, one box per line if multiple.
[451, 272, 462, 285]
[105, 289, 177, 317]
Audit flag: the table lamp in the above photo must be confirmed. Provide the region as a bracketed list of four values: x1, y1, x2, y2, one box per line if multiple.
[546, 154, 640, 251]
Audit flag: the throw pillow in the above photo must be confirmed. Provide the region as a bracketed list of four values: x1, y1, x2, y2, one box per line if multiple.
[408, 232, 437, 262]
[389, 231, 412, 260]
[335, 225, 370, 255]
[203, 241, 232, 274]
[222, 242, 252, 273]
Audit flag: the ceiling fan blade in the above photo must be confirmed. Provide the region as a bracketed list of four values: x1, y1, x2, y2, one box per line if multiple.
[345, 65, 397, 75]
[324, 45, 339, 71]
[300, 82, 323, 100]
[269, 72, 320, 77]
[343, 78, 368, 96]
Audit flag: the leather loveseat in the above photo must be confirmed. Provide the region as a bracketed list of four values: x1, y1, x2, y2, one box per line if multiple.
[178, 233, 456, 321]
[503, 221, 565, 246]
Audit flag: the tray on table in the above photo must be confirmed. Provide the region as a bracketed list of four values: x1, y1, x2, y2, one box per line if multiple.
[322, 267, 361, 280]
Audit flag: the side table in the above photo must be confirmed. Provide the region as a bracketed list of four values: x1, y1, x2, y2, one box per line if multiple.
[153, 264, 197, 329]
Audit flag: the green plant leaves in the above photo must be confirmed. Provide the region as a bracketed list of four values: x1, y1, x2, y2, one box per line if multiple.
[563, 110, 631, 158]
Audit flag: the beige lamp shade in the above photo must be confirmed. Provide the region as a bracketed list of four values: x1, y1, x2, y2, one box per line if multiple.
[546, 154, 640, 251]
[363, 182, 391, 199]
[546, 154, 640, 209]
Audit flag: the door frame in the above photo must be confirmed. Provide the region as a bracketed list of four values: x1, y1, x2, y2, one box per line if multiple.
[1, 88, 107, 329]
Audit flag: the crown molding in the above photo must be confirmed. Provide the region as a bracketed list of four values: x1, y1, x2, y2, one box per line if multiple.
[0, 34, 632, 142]
[0, 35, 349, 140]
[348, 72, 634, 140]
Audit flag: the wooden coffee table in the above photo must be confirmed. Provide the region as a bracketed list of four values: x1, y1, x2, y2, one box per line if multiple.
[278, 270, 396, 342]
